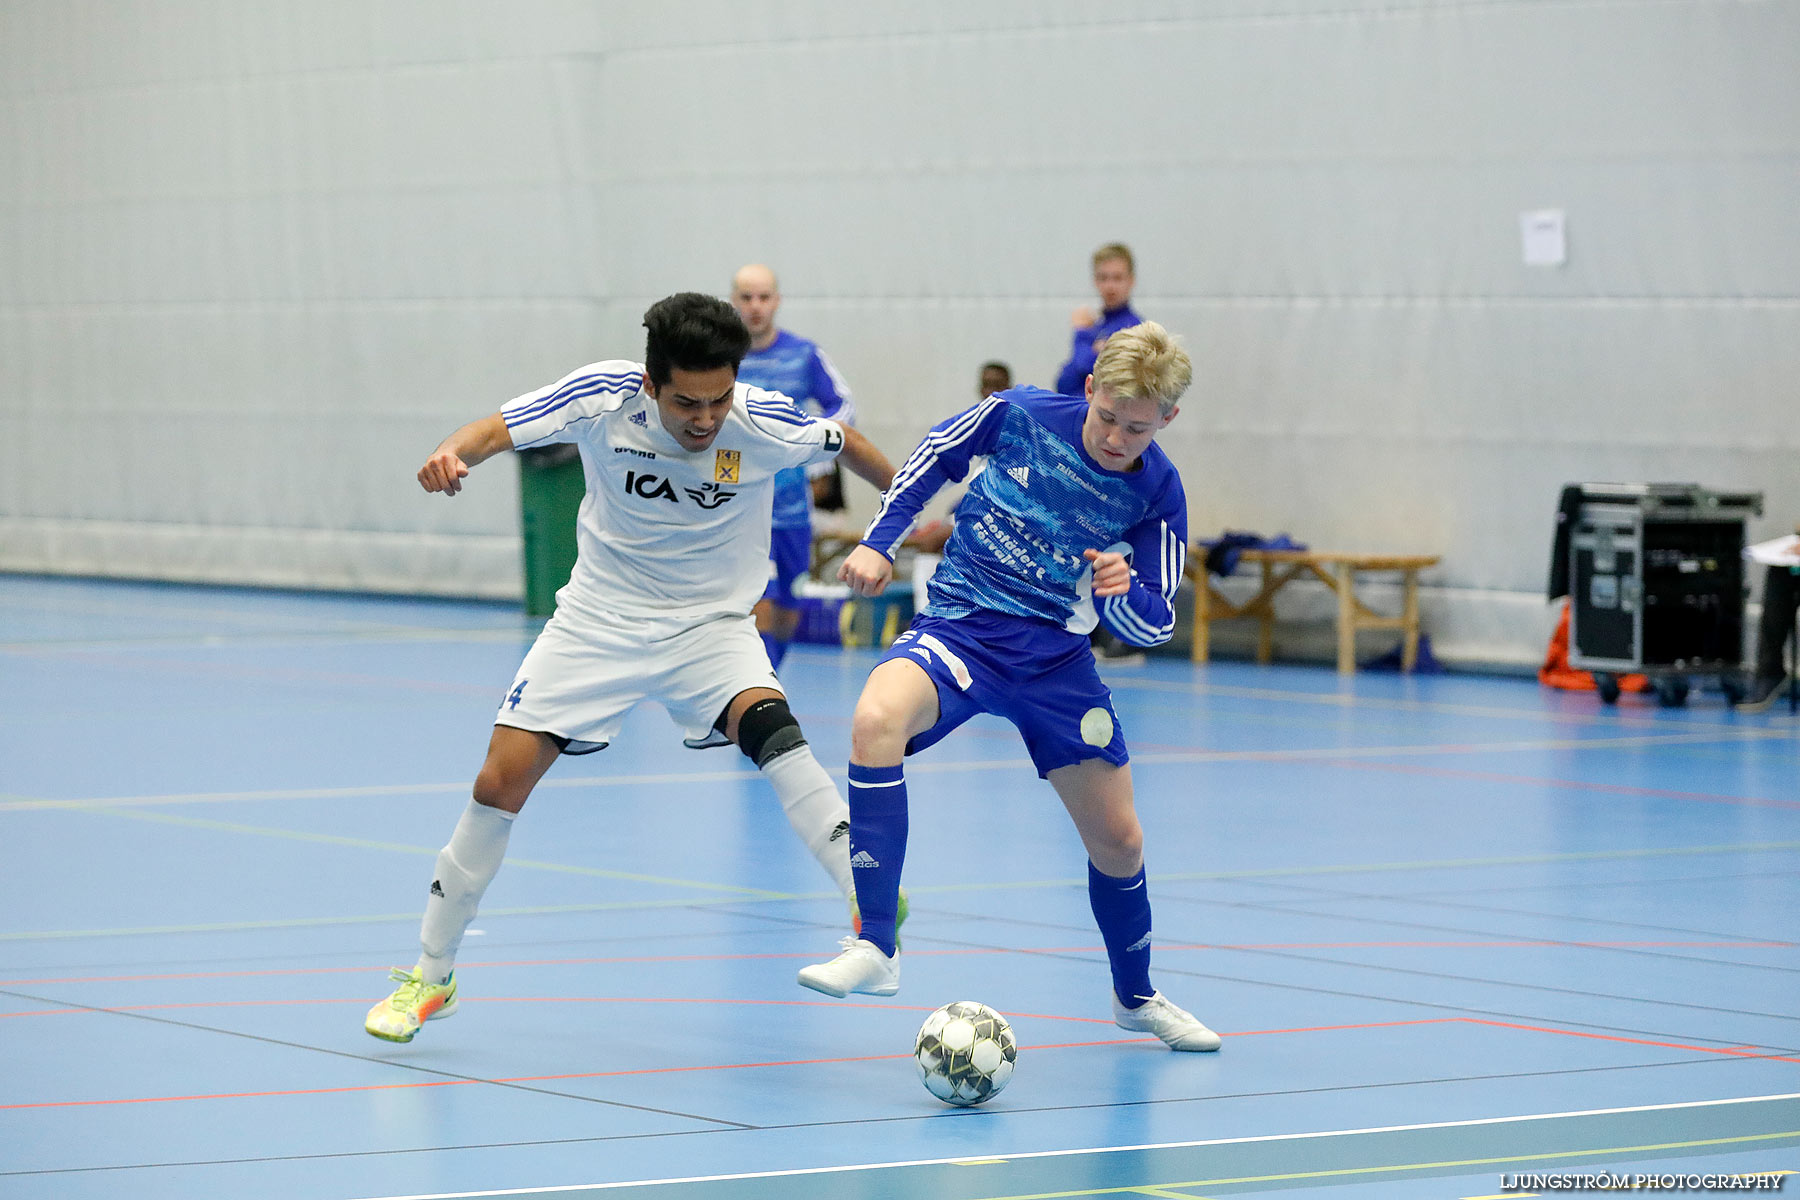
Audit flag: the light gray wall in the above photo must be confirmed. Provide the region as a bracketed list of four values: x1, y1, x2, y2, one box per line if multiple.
[4, 0, 1796, 663]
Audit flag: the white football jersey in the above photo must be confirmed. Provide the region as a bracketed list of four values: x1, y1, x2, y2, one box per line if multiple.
[502, 360, 846, 625]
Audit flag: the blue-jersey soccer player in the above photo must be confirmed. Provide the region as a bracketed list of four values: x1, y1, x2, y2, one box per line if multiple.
[799, 321, 1222, 1052]
[729, 263, 857, 673]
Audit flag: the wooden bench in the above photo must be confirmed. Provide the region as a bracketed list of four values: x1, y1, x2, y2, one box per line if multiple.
[809, 530, 863, 580]
[1185, 549, 1441, 674]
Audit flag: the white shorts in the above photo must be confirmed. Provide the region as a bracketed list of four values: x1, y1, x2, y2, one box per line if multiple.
[493, 610, 781, 753]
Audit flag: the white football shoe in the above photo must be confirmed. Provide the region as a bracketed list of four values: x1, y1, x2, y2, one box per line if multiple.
[1113, 990, 1221, 1051]
[797, 937, 899, 997]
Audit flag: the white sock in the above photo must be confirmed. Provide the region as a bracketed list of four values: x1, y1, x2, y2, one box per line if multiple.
[759, 744, 855, 898]
[416, 799, 515, 984]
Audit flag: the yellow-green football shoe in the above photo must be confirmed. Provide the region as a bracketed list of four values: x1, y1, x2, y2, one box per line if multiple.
[364, 967, 457, 1043]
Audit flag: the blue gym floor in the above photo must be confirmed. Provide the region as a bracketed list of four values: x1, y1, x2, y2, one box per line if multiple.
[2, 575, 1796, 1199]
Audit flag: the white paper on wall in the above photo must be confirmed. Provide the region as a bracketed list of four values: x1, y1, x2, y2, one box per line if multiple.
[1520, 209, 1567, 266]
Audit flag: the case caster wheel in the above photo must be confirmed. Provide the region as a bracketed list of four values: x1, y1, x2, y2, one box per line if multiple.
[1653, 676, 1690, 708]
[1594, 673, 1621, 704]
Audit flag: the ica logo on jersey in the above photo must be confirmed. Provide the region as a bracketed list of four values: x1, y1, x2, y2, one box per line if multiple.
[624, 469, 737, 508]
[624, 470, 679, 503]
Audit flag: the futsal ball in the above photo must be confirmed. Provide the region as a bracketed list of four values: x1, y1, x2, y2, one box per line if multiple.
[914, 1001, 1016, 1106]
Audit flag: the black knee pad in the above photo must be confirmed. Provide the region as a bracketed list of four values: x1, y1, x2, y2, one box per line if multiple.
[736, 697, 807, 767]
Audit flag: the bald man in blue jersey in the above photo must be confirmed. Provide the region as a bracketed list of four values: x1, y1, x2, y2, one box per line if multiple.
[728, 263, 857, 675]
[798, 322, 1221, 1053]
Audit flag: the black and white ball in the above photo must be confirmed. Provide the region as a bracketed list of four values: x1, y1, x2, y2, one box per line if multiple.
[914, 1001, 1017, 1106]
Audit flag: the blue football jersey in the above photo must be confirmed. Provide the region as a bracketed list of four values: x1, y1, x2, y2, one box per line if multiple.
[735, 329, 854, 529]
[863, 388, 1188, 645]
[1056, 304, 1143, 395]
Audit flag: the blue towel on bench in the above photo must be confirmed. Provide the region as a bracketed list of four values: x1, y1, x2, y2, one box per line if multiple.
[1196, 531, 1308, 578]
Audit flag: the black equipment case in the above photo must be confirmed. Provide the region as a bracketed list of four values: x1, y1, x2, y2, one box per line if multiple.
[1556, 483, 1763, 706]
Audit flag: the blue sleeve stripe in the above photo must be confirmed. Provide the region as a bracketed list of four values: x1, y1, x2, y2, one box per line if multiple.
[885, 396, 1001, 498]
[745, 399, 812, 424]
[861, 402, 992, 544]
[506, 369, 638, 424]
[1103, 592, 1165, 644]
[1100, 594, 1144, 642]
[505, 371, 640, 428]
[1102, 520, 1183, 645]
[862, 396, 1006, 553]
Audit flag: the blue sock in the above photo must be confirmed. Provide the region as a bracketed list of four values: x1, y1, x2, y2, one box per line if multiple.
[1089, 861, 1154, 1007]
[847, 762, 908, 956]
[762, 631, 789, 670]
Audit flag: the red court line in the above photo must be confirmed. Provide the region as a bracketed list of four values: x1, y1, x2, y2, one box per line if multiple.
[1463, 1018, 1800, 1066]
[5, 1012, 1793, 1114]
[0, 1016, 1450, 1112]
[1182, 940, 1799, 950]
[0, 995, 1115, 1025]
[7, 940, 1786, 989]
[0, 950, 997, 988]
[1317, 757, 1800, 812]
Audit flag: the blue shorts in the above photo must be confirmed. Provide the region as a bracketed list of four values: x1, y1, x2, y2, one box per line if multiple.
[764, 525, 811, 607]
[878, 611, 1128, 779]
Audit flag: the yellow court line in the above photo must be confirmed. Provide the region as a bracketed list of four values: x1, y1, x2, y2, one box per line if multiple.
[965, 1128, 1800, 1200]
[4, 724, 1781, 815]
[48, 804, 791, 899]
[6, 812, 1798, 943]
[1105, 675, 1778, 733]
[0, 895, 778, 942]
[1145, 839, 1800, 885]
[899, 839, 1800, 895]
[1131, 728, 1795, 766]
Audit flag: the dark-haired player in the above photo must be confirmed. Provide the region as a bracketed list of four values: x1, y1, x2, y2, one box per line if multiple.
[365, 293, 894, 1043]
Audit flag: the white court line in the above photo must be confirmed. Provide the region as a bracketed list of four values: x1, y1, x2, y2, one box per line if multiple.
[343, 1091, 1800, 1199]
[2, 728, 1781, 814]
[1108, 675, 1799, 734]
[0, 626, 536, 651]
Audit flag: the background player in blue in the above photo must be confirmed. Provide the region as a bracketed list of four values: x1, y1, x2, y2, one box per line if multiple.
[729, 263, 858, 673]
[797, 322, 1221, 1052]
[1055, 242, 1144, 395]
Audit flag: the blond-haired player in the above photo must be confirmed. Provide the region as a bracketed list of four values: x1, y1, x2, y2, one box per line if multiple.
[797, 322, 1220, 1052]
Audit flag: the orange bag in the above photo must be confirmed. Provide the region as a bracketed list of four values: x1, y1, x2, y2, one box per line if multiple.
[1538, 599, 1648, 692]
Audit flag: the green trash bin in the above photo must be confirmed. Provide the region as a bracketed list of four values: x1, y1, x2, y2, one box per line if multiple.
[517, 445, 585, 617]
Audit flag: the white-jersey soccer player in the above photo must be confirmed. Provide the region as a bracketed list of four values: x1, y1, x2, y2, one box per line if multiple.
[365, 292, 896, 1045]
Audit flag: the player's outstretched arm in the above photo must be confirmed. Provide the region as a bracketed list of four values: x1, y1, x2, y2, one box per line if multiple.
[838, 544, 894, 597]
[418, 413, 513, 496]
[835, 424, 895, 493]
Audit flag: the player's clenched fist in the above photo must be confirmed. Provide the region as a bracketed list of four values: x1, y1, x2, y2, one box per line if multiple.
[1083, 548, 1132, 597]
[838, 544, 894, 598]
[419, 451, 471, 496]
